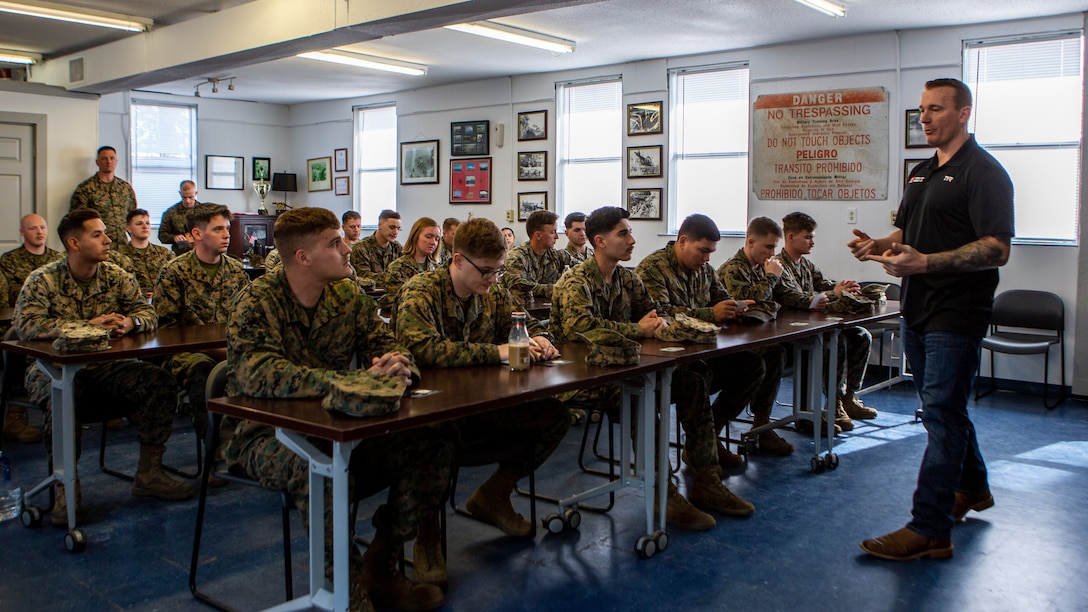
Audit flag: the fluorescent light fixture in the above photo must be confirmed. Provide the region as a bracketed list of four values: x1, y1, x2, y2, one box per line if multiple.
[0, 49, 40, 64]
[444, 21, 575, 54]
[0, 0, 152, 32]
[298, 50, 427, 76]
[793, 0, 847, 18]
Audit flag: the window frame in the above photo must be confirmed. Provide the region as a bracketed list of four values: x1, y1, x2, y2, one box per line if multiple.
[555, 76, 623, 220]
[129, 99, 198, 229]
[352, 103, 398, 227]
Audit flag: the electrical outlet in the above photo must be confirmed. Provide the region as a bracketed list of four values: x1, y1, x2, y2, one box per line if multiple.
[890, 210, 898, 225]
[506, 209, 515, 222]
[847, 207, 857, 224]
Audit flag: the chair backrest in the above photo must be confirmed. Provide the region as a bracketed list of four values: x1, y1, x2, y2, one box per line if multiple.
[991, 290, 1064, 332]
[205, 360, 229, 399]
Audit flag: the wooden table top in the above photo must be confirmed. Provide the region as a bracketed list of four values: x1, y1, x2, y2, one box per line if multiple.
[2, 323, 227, 364]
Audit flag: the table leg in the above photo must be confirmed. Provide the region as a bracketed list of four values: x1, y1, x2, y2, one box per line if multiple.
[655, 368, 671, 533]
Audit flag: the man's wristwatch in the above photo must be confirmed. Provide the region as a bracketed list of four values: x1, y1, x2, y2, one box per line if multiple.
[132, 317, 143, 332]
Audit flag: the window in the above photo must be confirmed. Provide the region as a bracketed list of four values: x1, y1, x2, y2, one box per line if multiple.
[964, 32, 1082, 245]
[556, 78, 622, 219]
[353, 104, 397, 224]
[668, 63, 750, 234]
[130, 101, 197, 225]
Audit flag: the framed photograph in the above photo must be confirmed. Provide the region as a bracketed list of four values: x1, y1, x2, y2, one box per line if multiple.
[334, 148, 349, 173]
[626, 188, 662, 220]
[252, 157, 271, 182]
[449, 157, 491, 204]
[627, 145, 662, 178]
[400, 140, 440, 185]
[905, 110, 928, 148]
[627, 101, 663, 136]
[334, 176, 350, 196]
[518, 192, 548, 221]
[307, 156, 332, 192]
[450, 120, 490, 156]
[904, 158, 927, 186]
[517, 151, 547, 181]
[205, 155, 243, 190]
[517, 110, 547, 141]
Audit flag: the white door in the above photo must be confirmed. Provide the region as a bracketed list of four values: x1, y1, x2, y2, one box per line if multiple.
[0, 122, 35, 253]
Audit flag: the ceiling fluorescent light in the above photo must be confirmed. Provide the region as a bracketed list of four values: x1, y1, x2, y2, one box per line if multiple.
[793, 0, 847, 18]
[0, 49, 40, 64]
[0, 1, 151, 32]
[298, 50, 427, 76]
[444, 21, 575, 54]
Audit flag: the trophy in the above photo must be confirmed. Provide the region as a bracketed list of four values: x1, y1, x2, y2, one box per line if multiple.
[253, 180, 271, 215]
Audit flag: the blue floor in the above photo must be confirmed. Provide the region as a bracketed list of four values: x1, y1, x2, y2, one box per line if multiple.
[2, 376, 1087, 611]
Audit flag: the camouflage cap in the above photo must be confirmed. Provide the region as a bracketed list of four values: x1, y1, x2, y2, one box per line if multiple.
[826, 291, 875, 314]
[860, 283, 888, 305]
[577, 329, 640, 366]
[51, 322, 111, 353]
[321, 371, 407, 418]
[655, 313, 719, 343]
[738, 301, 778, 324]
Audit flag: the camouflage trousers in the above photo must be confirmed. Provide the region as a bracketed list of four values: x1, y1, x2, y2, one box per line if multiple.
[835, 326, 872, 397]
[26, 359, 179, 451]
[161, 352, 217, 439]
[455, 397, 570, 479]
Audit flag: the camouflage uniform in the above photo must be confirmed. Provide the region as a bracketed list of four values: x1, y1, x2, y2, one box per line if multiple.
[564, 243, 593, 265]
[378, 254, 437, 312]
[774, 250, 872, 397]
[13, 258, 178, 450]
[224, 268, 453, 558]
[395, 265, 569, 482]
[501, 241, 571, 308]
[263, 248, 282, 271]
[349, 234, 402, 284]
[155, 251, 250, 436]
[437, 242, 454, 266]
[158, 201, 199, 254]
[69, 175, 138, 245]
[115, 241, 173, 296]
[0, 246, 64, 307]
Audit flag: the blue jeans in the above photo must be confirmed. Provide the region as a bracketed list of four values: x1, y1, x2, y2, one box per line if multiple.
[902, 323, 989, 539]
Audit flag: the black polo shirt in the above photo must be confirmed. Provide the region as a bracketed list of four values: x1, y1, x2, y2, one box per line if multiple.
[895, 135, 1014, 338]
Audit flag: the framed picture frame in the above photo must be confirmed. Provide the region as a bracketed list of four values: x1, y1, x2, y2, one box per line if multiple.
[905, 110, 928, 148]
[627, 145, 662, 178]
[334, 148, 349, 173]
[450, 120, 490, 156]
[904, 158, 927, 186]
[334, 176, 350, 196]
[307, 156, 332, 192]
[252, 157, 271, 182]
[205, 155, 243, 190]
[517, 151, 547, 181]
[400, 140, 440, 185]
[518, 192, 548, 221]
[627, 101, 663, 136]
[449, 157, 491, 204]
[517, 110, 547, 141]
[626, 188, 662, 220]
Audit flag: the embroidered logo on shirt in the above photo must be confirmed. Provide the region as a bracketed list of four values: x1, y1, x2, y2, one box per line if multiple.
[943, 175, 955, 182]
[909, 176, 926, 183]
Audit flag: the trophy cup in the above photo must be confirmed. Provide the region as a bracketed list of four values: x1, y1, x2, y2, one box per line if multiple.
[253, 180, 271, 215]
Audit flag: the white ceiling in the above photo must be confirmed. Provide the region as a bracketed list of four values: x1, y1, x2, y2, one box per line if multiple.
[3, 0, 1088, 105]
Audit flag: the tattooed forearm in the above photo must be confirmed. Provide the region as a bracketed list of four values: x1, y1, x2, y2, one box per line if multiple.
[926, 236, 1010, 273]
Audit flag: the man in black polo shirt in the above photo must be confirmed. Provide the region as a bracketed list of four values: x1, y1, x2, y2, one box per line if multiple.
[848, 78, 1013, 561]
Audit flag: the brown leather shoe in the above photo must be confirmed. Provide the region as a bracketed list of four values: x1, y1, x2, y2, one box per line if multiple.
[953, 489, 994, 522]
[860, 527, 953, 561]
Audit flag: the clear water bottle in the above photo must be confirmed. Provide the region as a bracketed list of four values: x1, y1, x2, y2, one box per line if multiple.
[508, 312, 530, 372]
[0, 451, 22, 522]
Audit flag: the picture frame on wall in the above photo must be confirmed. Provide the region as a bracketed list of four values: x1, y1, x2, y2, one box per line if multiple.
[206, 155, 243, 190]
[400, 140, 440, 184]
[449, 157, 492, 204]
[627, 145, 662, 178]
[518, 192, 548, 221]
[517, 151, 547, 181]
[334, 176, 350, 196]
[334, 148, 349, 172]
[252, 157, 271, 182]
[450, 120, 490, 156]
[904, 158, 927, 186]
[307, 156, 332, 192]
[627, 101, 663, 136]
[517, 110, 547, 141]
[626, 188, 662, 220]
[905, 110, 928, 148]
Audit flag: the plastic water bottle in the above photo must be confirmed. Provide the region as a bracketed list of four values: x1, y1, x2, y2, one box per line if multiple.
[0, 451, 22, 521]
[508, 312, 530, 371]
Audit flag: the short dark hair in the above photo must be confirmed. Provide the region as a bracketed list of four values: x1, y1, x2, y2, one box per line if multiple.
[58, 208, 102, 246]
[747, 216, 782, 239]
[782, 211, 817, 235]
[564, 211, 587, 230]
[525, 210, 558, 237]
[677, 214, 720, 242]
[341, 211, 361, 224]
[126, 208, 150, 224]
[179, 179, 196, 191]
[925, 78, 973, 109]
[186, 203, 232, 233]
[96, 146, 116, 156]
[586, 206, 629, 244]
[274, 207, 341, 265]
[443, 217, 461, 232]
[454, 217, 506, 260]
[378, 209, 400, 223]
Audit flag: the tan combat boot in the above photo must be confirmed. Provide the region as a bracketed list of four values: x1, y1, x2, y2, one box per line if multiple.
[3, 405, 42, 443]
[132, 444, 195, 500]
[834, 398, 855, 432]
[689, 468, 755, 517]
[657, 480, 715, 531]
[751, 415, 794, 456]
[413, 511, 447, 590]
[360, 532, 445, 611]
[465, 468, 532, 537]
[51, 478, 83, 527]
[842, 392, 878, 420]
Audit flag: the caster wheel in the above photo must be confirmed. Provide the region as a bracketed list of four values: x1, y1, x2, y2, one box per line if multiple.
[563, 508, 581, 530]
[811, 456, 826, 474]
[545, 513, 565, 534]
[914, 408, 923, 422]
[589, 411, 602, 424]
[21, 505, 42, 528]
[827, 453, 840, 470]
[636, 535, 657, 559]
[653, 530, 669, 552]
[65, 529, 87, 553]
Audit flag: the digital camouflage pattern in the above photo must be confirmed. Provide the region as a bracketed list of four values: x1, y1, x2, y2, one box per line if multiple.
[115, 241, 173, 296]
[51, 322, 111, 353]
[501, 241, 571, 308]
[0, 246, 64, 307]
[578, 329, 640, 366]
[564, 243, 592, 265]
[322, 371, 407, 417]
[69, 175, 137, 245]
[655, 313, 718, 344]
[437, 241, 454, 266]
[718, 248, 781, 321]
[349, 234, 402, 284]
[263, 247, 282, 271]
[158, 201, 199, 254]
[378, 254, 437, 311]
[636, 242, 733, 324]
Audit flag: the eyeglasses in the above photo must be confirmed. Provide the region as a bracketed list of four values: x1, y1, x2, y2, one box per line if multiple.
[461, 254, 505, 280]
